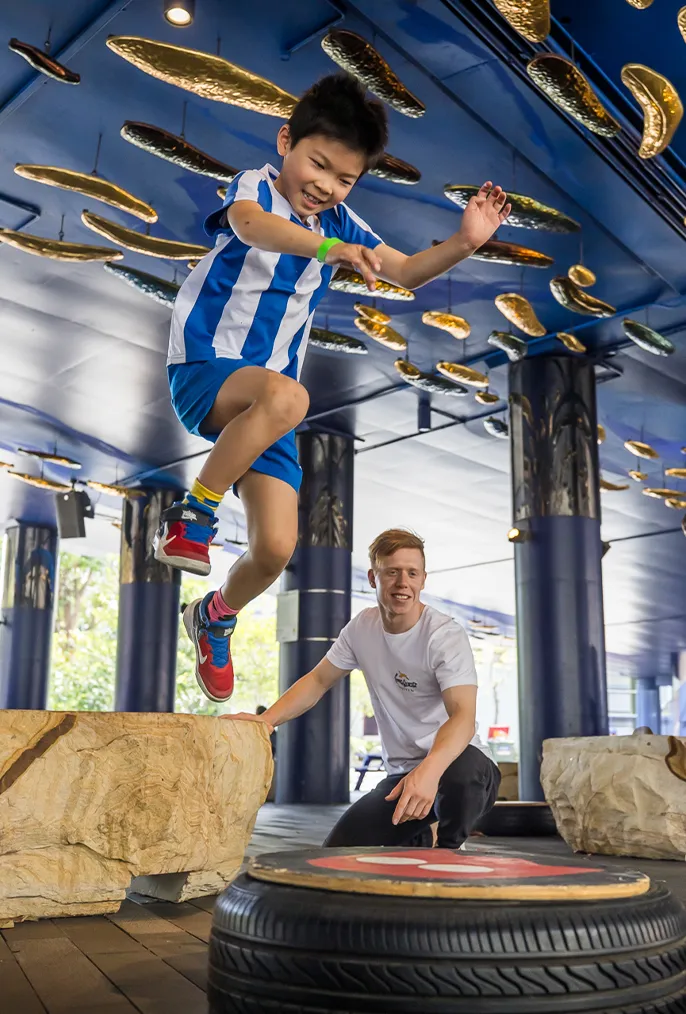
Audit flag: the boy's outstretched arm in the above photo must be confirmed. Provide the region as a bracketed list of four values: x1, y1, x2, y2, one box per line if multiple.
[228, 201, 381, 290]
[375, 182, 511, 291]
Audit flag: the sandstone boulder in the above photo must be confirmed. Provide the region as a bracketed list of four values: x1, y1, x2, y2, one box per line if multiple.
[541, 734, 686, 861]
[0, 710, 273, 926]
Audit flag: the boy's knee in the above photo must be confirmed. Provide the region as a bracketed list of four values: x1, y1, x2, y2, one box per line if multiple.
[260, 375, 309, 433]
[252, 532, 296, 578]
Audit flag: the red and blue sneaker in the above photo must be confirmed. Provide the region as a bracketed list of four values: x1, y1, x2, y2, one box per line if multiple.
[183, 591, 237, 702]
[154, 501, 217, 576]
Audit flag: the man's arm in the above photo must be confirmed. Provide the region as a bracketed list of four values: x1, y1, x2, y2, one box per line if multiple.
[386, 684, 477, 825]
[227, 201, 381, 289]
[374, 182, 511, 291]
[229, 656, 349, 730]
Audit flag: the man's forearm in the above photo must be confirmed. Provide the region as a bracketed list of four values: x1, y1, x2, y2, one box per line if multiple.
[397, 234, 476, 290]
[229, 205, 322, 259]
[419, 713, 476, 778]
[262, 672, 327, 727]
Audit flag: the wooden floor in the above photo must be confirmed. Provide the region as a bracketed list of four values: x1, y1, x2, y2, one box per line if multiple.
[2, 802, 685, 1013]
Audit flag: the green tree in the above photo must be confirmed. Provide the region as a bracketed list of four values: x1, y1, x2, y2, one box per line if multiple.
[49, 552, 280, 715]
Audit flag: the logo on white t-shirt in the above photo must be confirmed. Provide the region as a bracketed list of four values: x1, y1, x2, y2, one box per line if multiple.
[394, 671, 417, 692]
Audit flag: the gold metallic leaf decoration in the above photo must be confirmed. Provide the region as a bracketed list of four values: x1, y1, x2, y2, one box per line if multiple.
[394, 359, 468, 396]
[487, 331, 528, 362]
[568, 264, 596, 287]
[121, 122, 239, 184]
[527, 55, 621, 137]
[17, 449, 81, 469]
[621, 64, 683, 159]
[103, 263, 179, 307]
[492, 0, 550, 42]
[495, 293, 546, 336]
[15, 165, 157, 223]
[476, 390, 500, 405]
[624, 440, 659, 460]
[8, 472, 71, 492]
[107, 36, 298, 118]
[484, 416, 509, 439]
[471, 239, 553, 268]
[370, 153, 421, 185]
[217, 185, 227, 200]
[354, 302, 390, 325]
[422, 310, 470, 340]
[556, 331, 587, 353]
[9, 38, 80, 84]
[549, 276, 616, 317]
[666, 497, 686, 509]
[444, 185, 580, 233]
[309, 328, 367, 354]
[81, 211, 210, 261]
[600, 478, 629, 491]
[330, 268, 414, 300]
[354, 317, 407, 351]
[436, 361, 489, 388]
[87, 481, 145, 498]
[643, 488, 684, 499]
[629, 470, 648, 481]
[622, 319, 675, 356]
[597, 424, 606, 444]
[666, 467, 686, 479]
[679, 7, 686, 43]
[321, 29, 425, 118]
[625, 0, 654, 8]
[0, 227, 123, 262]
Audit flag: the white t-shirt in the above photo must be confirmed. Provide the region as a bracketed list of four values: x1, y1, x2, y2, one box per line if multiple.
[327, 605, 490, 775]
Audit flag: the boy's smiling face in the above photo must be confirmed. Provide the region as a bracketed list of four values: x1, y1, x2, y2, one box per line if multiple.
[274, 126, 367, 221]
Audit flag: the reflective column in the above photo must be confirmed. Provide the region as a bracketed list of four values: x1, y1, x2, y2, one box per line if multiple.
[510, 356, 608, 801]
[114, 488, 182, 712]
[277, 431, 354, 804]
[635, 676, 660, 734]
[0, 523, 58, 709]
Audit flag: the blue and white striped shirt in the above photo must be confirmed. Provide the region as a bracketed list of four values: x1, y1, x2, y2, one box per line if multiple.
[168, 163, 383, 377]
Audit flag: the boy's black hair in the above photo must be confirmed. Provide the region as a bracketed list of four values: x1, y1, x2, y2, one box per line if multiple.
[288, 73, 388, 168]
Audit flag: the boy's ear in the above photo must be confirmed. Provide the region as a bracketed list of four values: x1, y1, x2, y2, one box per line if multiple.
[276, 124, 292, 157]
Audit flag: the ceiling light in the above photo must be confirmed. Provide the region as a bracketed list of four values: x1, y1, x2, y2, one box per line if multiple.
[164, 0, 195, 26]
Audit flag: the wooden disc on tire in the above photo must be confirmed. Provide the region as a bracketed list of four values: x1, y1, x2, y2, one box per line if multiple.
[247, 846, 649, 901]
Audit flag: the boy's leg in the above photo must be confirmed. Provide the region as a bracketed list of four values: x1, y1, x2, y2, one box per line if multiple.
[433, 747, 501, 849]
[323, 774, 436, 848]
[155, 366, 308, 576]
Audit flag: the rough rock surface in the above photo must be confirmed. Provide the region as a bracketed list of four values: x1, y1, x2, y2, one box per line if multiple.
[0, 710, 273, 925]
[541, 734, 686, 861]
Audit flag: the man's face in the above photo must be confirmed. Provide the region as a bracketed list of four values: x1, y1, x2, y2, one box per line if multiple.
[276, 128, 365, 220]
[369, 548, 426, 617]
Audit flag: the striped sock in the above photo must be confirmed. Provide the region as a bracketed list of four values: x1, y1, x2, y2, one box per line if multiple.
[184, 478, 222, 514]
[207, 587, 239, 623]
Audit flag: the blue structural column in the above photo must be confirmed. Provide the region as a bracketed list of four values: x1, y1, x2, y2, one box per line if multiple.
[276, 431, 354, 804]
[0, 523, 58, 709]
[510, 356, 608, 800]
[114, 488, 182, 712]
[635, 677, 660, 733]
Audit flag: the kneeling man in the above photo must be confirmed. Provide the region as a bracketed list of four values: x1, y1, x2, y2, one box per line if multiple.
[236, 528, 500, 849]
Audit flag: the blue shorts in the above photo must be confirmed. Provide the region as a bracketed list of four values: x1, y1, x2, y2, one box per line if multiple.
[167, 359, 303, 494]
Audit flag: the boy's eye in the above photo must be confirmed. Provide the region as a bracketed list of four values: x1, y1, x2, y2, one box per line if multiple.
[312, 159, 324, 169]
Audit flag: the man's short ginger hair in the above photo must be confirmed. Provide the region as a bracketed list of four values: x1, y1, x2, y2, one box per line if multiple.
[368, 528, 426, 572]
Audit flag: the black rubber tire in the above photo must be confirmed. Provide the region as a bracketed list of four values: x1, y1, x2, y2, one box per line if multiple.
[473, 800, 558, 836]
[208, 874, 686, 1013]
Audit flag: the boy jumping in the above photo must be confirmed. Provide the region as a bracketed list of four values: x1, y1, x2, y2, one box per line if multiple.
[155, 73, 511, 703]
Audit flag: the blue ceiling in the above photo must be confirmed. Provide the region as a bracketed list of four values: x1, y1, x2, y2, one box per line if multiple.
[0, 0, 685, 674]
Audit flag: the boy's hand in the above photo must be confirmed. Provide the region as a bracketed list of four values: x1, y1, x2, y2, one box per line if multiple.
[458, 181, 511, 252]
[226, 712, 275, 734]
[325, 242, 381, 292]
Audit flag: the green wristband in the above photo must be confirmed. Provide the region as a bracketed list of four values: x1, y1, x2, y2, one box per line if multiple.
[316, 237, 343, 263]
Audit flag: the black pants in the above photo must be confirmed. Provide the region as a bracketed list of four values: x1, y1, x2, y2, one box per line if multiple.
[323, 745, 501, 850]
